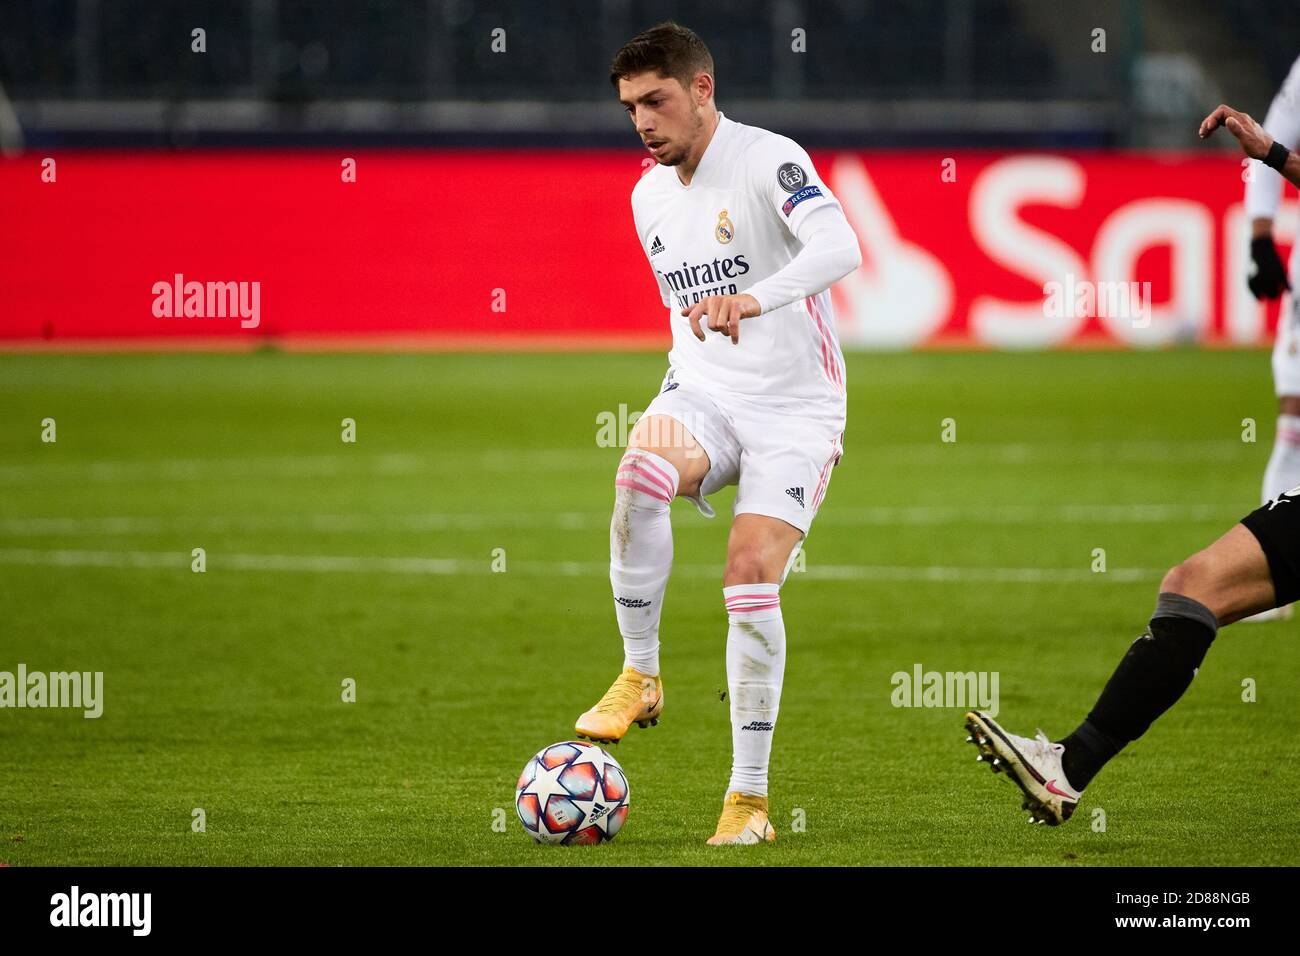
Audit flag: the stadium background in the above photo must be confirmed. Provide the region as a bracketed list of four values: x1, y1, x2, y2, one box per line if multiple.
[2, 1, 1300, 869]
[1, 0, 1296, 348]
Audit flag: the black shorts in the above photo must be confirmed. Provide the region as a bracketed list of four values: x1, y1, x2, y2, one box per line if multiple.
[1240, 486, 1300, 607]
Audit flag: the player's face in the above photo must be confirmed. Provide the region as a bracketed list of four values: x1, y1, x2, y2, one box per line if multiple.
[618, 72, 706, 168]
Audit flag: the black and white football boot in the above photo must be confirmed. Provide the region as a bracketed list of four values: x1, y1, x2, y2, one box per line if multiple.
[964, 710, 1082, 825]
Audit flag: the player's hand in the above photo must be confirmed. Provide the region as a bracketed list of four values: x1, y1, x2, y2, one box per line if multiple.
[1199, 104, 1272, 160]
[1249, 235, 1291, 299]
[682, 294, 761, 345]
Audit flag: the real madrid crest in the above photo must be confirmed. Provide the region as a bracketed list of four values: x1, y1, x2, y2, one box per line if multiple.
[715, 209, 734, 244]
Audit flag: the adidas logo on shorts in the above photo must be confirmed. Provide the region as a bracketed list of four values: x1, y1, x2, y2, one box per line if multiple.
[785, 486, 805, 508]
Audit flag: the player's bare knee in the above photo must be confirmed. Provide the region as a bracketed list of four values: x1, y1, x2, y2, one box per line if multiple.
[723, 548, 768, 585]
[628, 415, 709, 492]
[1160, 553, 1216, 604]
[1159, 561, 1189, 596]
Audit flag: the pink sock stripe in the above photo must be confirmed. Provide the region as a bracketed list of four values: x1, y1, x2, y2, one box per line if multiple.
[617, 462, 675, 500]
[620, 452, 678, 494]
[625, 452, 679, 494]
[1278, 427, 1300, 445]
[728, 601, 781, 613]
[615, 477, 672, 503]
[618, 455, 676, 502]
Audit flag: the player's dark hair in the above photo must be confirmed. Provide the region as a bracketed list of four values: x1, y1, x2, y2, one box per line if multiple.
[609, 21, 714, 93]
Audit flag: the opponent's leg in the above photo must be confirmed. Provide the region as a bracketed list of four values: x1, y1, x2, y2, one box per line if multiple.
[967, 522, 1278, 824]
[1056, 522, 1274, 775]
[575, 414, 710, 744]
[707, 513, 802, 845]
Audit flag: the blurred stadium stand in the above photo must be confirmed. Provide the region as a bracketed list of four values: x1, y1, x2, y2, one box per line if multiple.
[0, 0, 1294, 149]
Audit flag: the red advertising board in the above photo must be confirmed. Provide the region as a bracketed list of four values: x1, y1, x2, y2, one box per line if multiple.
[0, 149, 1293, 348]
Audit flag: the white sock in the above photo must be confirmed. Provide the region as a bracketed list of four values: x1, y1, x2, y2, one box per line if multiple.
[610, 450, 678, 677]
[723, 583, 787, 797]
[1263, 414, 1300, 503]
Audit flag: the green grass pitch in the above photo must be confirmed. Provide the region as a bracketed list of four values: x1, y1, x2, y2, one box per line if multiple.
[1, 348, 1297, 866]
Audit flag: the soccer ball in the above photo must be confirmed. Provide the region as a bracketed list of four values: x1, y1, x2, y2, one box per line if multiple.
[515, 740, 630, 844]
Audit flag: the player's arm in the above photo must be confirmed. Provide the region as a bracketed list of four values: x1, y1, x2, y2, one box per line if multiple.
[741, 204, 861, 316]
[682, 140, 862, 344]
[743, 138, 861, 316]
[1240, 56, 1300, 298]
[1201, 102, 1300, 191]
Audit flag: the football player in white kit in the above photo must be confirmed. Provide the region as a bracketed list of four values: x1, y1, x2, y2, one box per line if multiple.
[1243, 53, 1300, 622]
[574, 21, 862, 844]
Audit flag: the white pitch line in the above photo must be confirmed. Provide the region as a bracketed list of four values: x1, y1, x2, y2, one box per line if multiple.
[877, 439, 1251, 466]
[0, 502, 1239, 536]
[0, 439, 1255, 485]
[0, 512, 595, 535]
[0, 450, 599, 485]
[0, 548, 1162, 584]
[821, 502, 1232, 525]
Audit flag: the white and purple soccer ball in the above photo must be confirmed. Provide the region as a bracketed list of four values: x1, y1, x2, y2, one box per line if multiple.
[515, 740, 630, 845]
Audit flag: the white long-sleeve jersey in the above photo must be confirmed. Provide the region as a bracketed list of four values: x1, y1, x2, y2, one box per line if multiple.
[631, 111, 861, 411]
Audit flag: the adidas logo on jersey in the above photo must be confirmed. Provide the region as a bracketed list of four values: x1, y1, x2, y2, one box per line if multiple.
[785, 486, 805, 508]
[649, 235, 664, 257]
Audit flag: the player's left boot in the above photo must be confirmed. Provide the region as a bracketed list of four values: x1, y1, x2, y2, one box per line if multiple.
[705, 791, 776, 845]
[964, 711, 1082, 826]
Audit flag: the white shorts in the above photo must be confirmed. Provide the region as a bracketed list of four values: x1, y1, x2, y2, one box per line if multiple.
[639, 370, 844, 535]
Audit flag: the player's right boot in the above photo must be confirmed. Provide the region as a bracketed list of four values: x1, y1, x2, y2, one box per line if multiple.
[574, 666, 663, 744]
[964, 711, 1082, 826]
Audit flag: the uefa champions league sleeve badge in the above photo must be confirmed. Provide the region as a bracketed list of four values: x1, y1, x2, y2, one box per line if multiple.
[777, 162, 807, 192]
